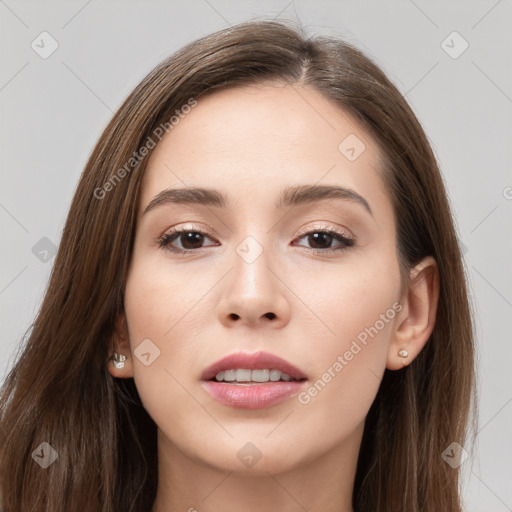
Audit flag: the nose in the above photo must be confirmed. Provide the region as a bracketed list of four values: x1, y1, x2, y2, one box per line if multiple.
[217, 243, 291, 329]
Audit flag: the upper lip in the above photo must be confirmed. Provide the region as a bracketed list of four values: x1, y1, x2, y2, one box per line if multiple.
[201, 351, 308, 381]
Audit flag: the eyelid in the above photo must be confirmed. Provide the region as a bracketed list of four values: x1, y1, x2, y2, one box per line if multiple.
[159, 222, 218, 240]
[294, 222, 354, 240]
[157, 224, 218, 248]
[156, 221, 356, 255]
[159, 222, 353, 241]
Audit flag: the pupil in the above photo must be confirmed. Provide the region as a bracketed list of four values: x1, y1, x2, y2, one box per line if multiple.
[182, 232, 203, 249]
[309, 232, 332, 249]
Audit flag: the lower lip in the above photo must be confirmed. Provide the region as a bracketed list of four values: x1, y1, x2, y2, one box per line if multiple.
[202, 380, 306, 409]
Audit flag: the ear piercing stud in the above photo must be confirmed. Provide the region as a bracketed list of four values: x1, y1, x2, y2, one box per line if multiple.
[398, 349, 409, 358]
[111, 351, 127, 369]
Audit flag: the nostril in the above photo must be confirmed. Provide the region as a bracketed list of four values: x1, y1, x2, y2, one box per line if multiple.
[227, 312, 275, 320]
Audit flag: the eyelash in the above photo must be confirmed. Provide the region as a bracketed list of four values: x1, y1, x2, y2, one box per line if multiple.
[156, 225, 355, 256]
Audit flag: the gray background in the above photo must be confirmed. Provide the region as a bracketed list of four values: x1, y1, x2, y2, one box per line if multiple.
[1, 1, 511, 510]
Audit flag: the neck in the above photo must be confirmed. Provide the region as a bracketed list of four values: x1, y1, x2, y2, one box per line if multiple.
[151, 424, 363, 512]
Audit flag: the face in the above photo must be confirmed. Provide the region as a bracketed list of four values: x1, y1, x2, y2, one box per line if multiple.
[119, 82, 403, 474]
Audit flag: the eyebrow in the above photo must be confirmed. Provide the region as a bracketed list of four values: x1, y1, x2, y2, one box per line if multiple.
[143, 184, 373, 217]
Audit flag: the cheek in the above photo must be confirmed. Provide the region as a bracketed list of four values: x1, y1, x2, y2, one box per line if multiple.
[290, 249, 401, 426]
[122, 256, 211, 421]
[292, 245, 401, 353]
[124, 253, 210, 345]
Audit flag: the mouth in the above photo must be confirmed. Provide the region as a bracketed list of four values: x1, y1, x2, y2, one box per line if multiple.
[200, 351, 308, 409]
[200, 350, 308, 382]
[207, 368, 304, 384]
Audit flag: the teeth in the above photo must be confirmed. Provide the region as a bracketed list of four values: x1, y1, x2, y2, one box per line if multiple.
[269, 369, 281, 381]
[236, 369, 252, 382]
[223, 370, 236, 382]
[214, 369, 295, 383]
[251, 369, 269, 382]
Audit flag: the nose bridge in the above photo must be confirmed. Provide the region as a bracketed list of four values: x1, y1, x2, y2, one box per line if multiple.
[217, 229, 291, 328]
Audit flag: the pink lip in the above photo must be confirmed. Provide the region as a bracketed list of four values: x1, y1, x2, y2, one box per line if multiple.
[200, 350, 308, 381]
[202, 380, 306, 409]
[200, 350, 308, 409]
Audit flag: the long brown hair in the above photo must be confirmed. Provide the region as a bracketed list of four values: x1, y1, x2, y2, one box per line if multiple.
[0, 20, 476, 511]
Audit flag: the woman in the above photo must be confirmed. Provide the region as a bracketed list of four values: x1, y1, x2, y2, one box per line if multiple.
[0, 19, 476, 512]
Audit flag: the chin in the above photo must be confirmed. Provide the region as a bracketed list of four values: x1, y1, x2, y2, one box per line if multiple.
[189, 437, 316, 476]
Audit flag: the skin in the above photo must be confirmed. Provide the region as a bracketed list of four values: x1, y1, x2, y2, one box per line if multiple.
[108, 82, 439, 512]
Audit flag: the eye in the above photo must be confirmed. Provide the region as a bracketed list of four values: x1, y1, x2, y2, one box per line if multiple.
[157, 227, 219, 254]
[156, 225, 355, 256]
[293, 227, 355, 254]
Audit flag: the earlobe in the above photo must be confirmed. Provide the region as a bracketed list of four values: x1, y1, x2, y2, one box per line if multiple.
[111, 352, 127, 369]
[386, 256, 439, 370]
[107, 313, 134, 378]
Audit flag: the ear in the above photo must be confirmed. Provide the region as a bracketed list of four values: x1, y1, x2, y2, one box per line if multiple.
[107, 312, 134, 378]
[386, 256, 440, 370]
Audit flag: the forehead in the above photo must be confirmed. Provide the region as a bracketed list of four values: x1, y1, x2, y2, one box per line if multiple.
[139, 82, 389, 217]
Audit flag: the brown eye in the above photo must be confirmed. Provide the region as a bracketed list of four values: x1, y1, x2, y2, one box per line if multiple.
[306, 232, 335, 249]
[294, 229, 354, 254]
[158, 228, 218, 254]
[174, 231, 206, 250]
